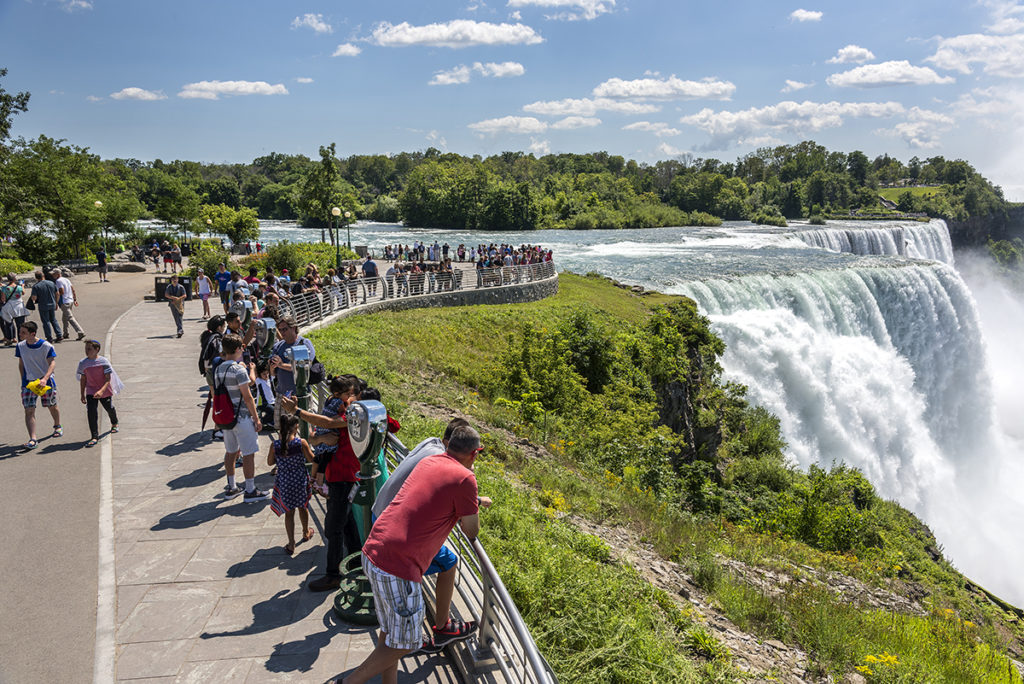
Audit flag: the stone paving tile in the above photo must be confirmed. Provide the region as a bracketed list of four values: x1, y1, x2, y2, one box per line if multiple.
[117, 584, 152, 625]
[116, 538, 203, 586]
[117, 593, 219, 644]
[116, 639, 193, 679]
[244, 652, 348, 683]
[174, 658, 255, 683]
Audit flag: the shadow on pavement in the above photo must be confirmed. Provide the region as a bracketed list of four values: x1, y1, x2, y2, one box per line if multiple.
[228, 545, 319, 579]
[165, 463, 223, 490]
[151, 497, 268, 531]
[266, 612, 373, 675]
[156, 430, 210, 457]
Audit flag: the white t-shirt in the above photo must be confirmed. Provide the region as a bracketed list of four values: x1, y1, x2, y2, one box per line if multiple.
[197, 276, 211, 295]
[56, 277, 75, 305]
[16, 339, 56, 387]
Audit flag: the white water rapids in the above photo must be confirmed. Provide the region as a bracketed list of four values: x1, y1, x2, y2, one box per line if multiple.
[248, 217, 1023, 603]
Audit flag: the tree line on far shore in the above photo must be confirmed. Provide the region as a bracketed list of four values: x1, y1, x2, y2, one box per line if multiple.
[0, 69, 1014, 264]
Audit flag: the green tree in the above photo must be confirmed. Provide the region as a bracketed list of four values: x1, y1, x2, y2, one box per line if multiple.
[200, 204, 259, 245]
[299, 143, 358, 229]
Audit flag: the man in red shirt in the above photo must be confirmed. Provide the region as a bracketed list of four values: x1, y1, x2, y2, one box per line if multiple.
[333, 425, 482, 684]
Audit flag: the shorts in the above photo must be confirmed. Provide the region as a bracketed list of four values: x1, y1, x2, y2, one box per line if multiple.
[223, 416, 260, 455]
[22, 384, 57, 408]
[363, 555, 424, 650]
[163, 256, 173, 263]
[219, 291, 231, 305]
[97, 265, 108, 274]
[425, 544, 458, 576]
[199, 293, 210, 301]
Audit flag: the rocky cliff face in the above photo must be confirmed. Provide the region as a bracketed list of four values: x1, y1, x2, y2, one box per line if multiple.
[947, 205, 1024, 247]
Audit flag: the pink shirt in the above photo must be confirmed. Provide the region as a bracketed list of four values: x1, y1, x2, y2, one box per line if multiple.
[362, 453, 478, 582]
[76, 356, 113, 398]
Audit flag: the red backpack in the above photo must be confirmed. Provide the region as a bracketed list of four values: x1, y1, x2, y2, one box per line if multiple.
[211, 362, 242, 429]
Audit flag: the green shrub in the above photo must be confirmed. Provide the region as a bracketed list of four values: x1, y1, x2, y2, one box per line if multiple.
[246, 241, 357, 277]
[751, 205, 788, 227]
[808, 215, 827, 225]
[0, 257, 34, 274]
[186, 244, 233, 279]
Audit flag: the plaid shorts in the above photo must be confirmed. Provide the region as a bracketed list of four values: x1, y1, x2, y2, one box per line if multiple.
[363, 555, 424, 650]
[22, 384, 57, 408]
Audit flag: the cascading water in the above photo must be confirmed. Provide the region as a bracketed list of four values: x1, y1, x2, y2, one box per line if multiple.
[791, 219, 955, 265]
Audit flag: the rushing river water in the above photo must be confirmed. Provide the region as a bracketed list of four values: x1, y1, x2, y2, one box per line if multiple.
[252, 217, 1021, 603]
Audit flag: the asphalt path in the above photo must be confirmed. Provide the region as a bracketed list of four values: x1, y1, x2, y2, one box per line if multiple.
[0, 266, 163, 684]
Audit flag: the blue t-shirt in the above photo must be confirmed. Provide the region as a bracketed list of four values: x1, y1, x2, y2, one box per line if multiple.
[214, 271, 233, 292]
[15, 339, 56, 388]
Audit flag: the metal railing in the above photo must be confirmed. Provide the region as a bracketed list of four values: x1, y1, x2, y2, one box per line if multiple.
[278, 261, 557, 328]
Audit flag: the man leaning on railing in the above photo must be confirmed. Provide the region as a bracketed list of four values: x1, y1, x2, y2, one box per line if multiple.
[331, 426, 486, 684]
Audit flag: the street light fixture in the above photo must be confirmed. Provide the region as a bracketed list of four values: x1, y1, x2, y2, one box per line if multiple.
[94, 200, 106, 254]
[331, 207, 341, 270]
[344, 210, 352, 252]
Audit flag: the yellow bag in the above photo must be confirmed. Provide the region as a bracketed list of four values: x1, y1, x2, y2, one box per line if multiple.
[26, 379, 49, 397]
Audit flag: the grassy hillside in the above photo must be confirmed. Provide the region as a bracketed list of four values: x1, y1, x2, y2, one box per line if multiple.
[308, 273, 1023, 683]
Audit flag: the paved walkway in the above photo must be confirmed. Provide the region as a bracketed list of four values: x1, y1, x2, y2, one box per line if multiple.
[106, 298, 461, 683]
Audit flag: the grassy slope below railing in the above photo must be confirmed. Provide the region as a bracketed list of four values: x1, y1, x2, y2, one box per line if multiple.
[308, 273, 1023, 683]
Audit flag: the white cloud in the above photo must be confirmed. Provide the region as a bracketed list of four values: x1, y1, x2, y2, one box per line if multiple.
[332, 43, 362, 57]
[989, 17, 1024, 33]
[551, 116, 601, 129]
[292, 13, 333, 34]
[980, 0, 1024, 33]
[510, 10, 522, 20]
[371, 20, 543, 48]
[110, 87, 167, 101]
[529, 138, 551, 154]
[177, 80, 288, 100]
[926, 33, 1024, 77]
[827, 60, 955, 87]
[469, 115, 549, 134]
[431, 65, 473, 86]
[680, 99, 905, 149]
[430, 61, 525, 85]
[828, 44, 875, 64]
[593, 75, 735, 100]
[781, 79, 813, 92]
[523, 96, 660, 116]
[61, 0, 92, 11]
[623, 121, 681, 136]
[507, 0, 615, 21]
[877, 107, 955, 149]
[86, 95, 103, 102]
[790, 8, 823, 22]
[296, 77, 314, 84]
[426, 130, 449, 150]
[475, 61, 526, 78]
[49, 89, 64, 95]
[952, 86, 1020, 121]
[657, 142, 685, 156]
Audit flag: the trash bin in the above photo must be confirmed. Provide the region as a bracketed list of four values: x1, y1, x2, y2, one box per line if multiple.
[155, 276, 193, 301]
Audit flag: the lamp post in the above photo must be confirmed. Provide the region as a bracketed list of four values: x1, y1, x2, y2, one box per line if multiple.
[344, 210, 352, 252]
[331, 207, 341, 271]
[206, 218, 212, 236]
[94, 200, 106, 254]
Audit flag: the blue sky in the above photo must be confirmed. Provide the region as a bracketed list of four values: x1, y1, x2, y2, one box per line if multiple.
[4, 0, 1024, 197]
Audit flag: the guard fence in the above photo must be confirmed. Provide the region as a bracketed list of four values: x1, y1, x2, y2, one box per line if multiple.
[278, 261, 557, 328]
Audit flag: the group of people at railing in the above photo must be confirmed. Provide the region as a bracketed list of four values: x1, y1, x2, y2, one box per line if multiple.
[384, 241, 553, 267]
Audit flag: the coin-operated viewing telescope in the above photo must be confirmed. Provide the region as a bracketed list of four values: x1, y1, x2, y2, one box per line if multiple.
[286, 344, 312, 439]
[334, 399, 393, 625]
[253, 317, 276, 361]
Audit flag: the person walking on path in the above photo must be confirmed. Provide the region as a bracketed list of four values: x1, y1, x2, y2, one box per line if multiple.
[267, 413, 315, 554]
[164, 274, 187, 338]
[171, 243, 182, 274]
[30, 270, 61, 343]
[1, 273, 29, 346]
[194, 268, 213, 320]
[214, 263, 233, 313]
[95, 246, 109, 282]
[216, 333, 270, 502]
[15, 320, 61, 450]
[56, 269, 86, 341]
[77, 339, 120, 447]
[331, 425, 483, 684]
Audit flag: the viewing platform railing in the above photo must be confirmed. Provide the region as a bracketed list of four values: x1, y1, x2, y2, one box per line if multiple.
[278, 260, 557, 328]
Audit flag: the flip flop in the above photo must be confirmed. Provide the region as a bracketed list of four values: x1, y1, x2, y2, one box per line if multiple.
[24, 440, 37, 450]
[52, 425, 63, 438]
[86, 438, 98, 448]
[302, 528, 315, 542]
[284, 543, 295, 556]
[111, 425, 119, 433]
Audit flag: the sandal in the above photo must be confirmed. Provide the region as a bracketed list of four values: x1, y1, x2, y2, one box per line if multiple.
[111, 425, 119, 434]
[284, 543, 295, 556]
[25, 439, 37, 450]
[302, 528, 315, 542]
[86, 438, 98, 448]
[52, 425, 63, 438]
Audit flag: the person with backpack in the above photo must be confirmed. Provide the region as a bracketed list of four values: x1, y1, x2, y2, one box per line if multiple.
[213, 333, 269, 502]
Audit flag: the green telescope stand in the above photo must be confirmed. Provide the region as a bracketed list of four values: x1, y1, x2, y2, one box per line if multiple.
[286, 344, 311, 440]
[333, 400, 390, 625]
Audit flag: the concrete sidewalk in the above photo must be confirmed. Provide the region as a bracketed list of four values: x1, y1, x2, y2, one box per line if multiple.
[107, 299, 461, 683]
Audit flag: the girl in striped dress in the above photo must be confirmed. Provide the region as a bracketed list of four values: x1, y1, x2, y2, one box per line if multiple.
[267, 413, 315, 555]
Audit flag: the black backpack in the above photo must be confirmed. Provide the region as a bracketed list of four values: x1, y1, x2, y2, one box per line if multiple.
[198, 331, 222, 376]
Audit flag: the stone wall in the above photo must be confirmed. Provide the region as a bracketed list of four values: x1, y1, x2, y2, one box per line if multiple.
[303, 274, 559, 332]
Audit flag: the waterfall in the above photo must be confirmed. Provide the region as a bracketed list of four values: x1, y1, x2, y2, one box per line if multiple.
[793, 219, 955, 265]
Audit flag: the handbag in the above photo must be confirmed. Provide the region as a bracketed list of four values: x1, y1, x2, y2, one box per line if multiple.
[25, 296, 35, 311]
